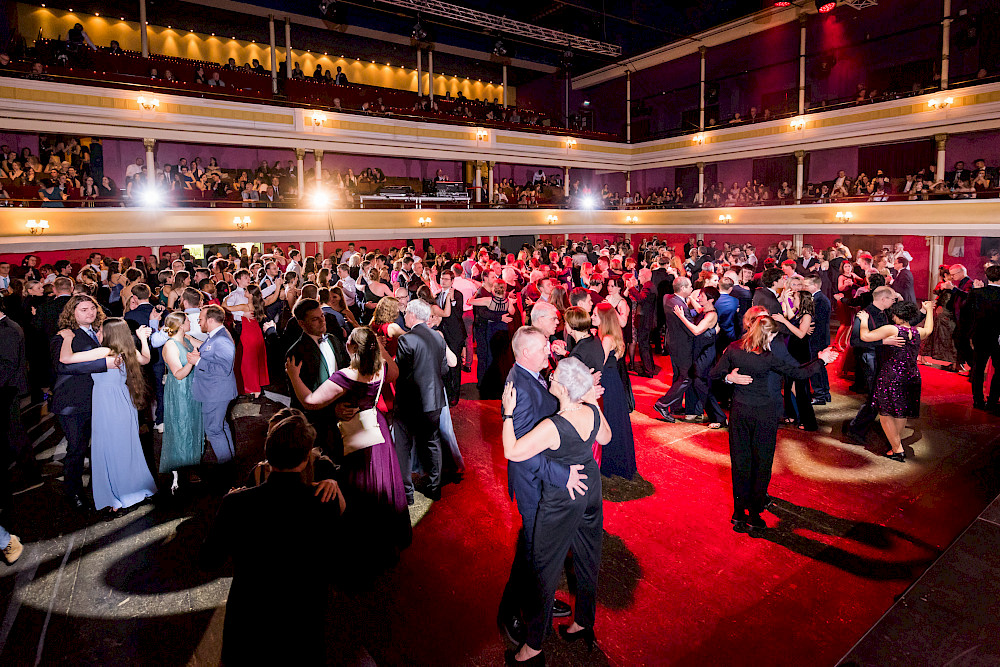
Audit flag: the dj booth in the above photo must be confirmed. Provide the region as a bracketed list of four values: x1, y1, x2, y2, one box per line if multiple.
[358, 182, 472, 209]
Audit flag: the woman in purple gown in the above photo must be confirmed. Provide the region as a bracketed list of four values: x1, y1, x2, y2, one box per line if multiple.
[857, 299, 934, 462]
[286, 326, 412, 568]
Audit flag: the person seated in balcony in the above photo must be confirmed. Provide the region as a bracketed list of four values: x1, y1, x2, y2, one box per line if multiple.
[223, 58, 238, 71]
[81, 175, 99, 199]
[163, 70, 176, 83]
[312, 65, 325, 81]
[38, 179, 67, 207]
[261, 185, 278, 206]
[600, 184, 612, 207]
[434, 169, 449, 183]
[972, 168, 992, 192]
[252, 59, 266, 75]
[207, 157, 222, 174]
[149, 67, 160, 79]
[269, 176, 285, 201]
[194, 67, 207, 85]
[332, 97, 343, 110]
[209, 72, 226, 88]
[27, 62, 47, 80]
[291, 62, 305, 80]
[334, 66, 348, 85]
[66, 23, 97, 53]
[777, 181, 792, 201]
[509, 109, 521, 123]
[98, 175, 117, 197]
[344, 168, 358, 189]
[748, 106, 760, 123]
[729, 112, 743, 124]
[108, 40, 123, 55]
[951, 178, 976, 200]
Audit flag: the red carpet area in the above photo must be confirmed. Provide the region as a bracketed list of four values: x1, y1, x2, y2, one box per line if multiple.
[363, 356, 1000, 666]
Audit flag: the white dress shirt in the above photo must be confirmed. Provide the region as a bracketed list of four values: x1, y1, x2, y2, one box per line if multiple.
[309, 333, 338, 376]
[225, 287, 249, 321]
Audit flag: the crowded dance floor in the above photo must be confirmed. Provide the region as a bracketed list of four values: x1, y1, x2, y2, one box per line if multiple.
[3, 0, 1000, 664]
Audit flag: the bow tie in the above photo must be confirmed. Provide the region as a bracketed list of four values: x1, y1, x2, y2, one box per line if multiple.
[318, 334, 329, 345]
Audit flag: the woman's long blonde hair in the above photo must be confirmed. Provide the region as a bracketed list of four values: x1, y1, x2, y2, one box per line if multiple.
[102, 318, 148, 410]
[594, 302, 625, 358]
[739, 315, 778, 354]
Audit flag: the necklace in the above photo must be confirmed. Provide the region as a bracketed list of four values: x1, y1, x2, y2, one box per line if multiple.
[558, 405, 585, 415]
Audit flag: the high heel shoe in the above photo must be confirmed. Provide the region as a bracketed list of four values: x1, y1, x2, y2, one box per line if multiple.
[504, 648, 545, 666]
[882, 451, 905, 462]
[558, 626, 596, 651]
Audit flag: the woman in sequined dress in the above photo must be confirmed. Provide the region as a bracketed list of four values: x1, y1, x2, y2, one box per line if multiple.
[857, 300, 934, 462]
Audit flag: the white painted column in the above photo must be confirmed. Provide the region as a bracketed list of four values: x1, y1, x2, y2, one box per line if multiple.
[315, 149, 324, 184]
[935, 134, 947, 181]
[699, 47, 706, 131]
[798, 15, 807, 115]
[487, 161, 495, 204]
[793, 233, 804, 254]
[474, 163, 482, 203]
[502, 65, 508, 107]
[697, 162, 705, 203]
[139, 0, 149, 58]
[696, 233, 705, 243]
[428, 50, 434, 103]
[284, 17, 292, 79]
[295, 148, 305, 197]
[795, 150, 805, 202]
[625, 171, 631, 195]
[299, 242, 306, 261]
[151, 245, 160, 258]
[416, 49, 422, 97]
[928, 236, 945, 298]
[143, 137, 155, 183]
[563, 167, 570, 197]
[269, 15, 278, 94]
[941, 0, 952, 90]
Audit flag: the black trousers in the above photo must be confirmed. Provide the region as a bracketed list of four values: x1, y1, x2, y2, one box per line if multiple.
[393, 408, 443, 499]
[728, 402, 779, 517]
[971, 339, 1000, 405]
[58, 411, 91, 498]
[655, 357, 692, 412]
[635, 325, 654, 374]
[444, 340, 463, 404]
[526, 474, 603, 650]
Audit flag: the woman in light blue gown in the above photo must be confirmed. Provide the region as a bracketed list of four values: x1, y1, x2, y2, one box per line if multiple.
[59, 318, 157, 513]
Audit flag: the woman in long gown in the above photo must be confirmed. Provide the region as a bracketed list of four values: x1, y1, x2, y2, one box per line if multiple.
[501, 357, 612, 665]
[858, 300, 934, 461]
[231, 284, 270, 397]
[566, 306, 607, 465]
[285, 326, 412, 568]
[772, 288, 818, 431]
[674, 286, 728, 428]
[159, 311, 205, 492]
[59, 319, 157, 513]
[593, 302, 638, 480]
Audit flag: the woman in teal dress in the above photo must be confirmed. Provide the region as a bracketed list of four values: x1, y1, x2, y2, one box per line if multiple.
[159, 311, 205, 492]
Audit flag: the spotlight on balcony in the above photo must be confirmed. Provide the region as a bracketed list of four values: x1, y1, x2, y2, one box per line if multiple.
[580, 196, 596, 210]
[140, 188, 162, 208]
[25, 219, 49, 235]
[311, 191, 331, 208]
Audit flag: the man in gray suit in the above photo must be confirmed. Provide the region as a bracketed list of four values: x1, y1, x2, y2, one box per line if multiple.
[188, 304, 238, 463]
[891, 256, 917, 304]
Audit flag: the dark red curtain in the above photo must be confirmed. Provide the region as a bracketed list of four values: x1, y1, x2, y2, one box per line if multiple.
[752, 155, 799, 189]
[858, 139, 935, 178]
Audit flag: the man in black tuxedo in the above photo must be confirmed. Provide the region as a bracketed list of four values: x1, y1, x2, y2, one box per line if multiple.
[751, 268, 789, 334]
[797, 244, 820, 274]
[124, 283, 165, 428]
[435, 270, 466, 406]
[845, 287, 904, 443]
[806, 275, 833, 404]
[628, 268, 657, 377]
[497, 326, 581, 643]
[653, 277, 695, 422]
[1, 303, 38, 508]
[944, 264, 974, 367]
[34, 276, 75, 339]
[201, 414, 343, 666]
[285, 299, 350, 460]
[966, 265, 1000, 410]
[891, 256, 916, 304]
[393, 299, 449, 503]
[50, 295, 109, 509]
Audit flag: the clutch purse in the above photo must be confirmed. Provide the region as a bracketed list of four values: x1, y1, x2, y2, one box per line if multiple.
[340, 368, 386, 455]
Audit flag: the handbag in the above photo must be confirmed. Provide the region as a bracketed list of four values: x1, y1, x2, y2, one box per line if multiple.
[340, 368, 386, 455]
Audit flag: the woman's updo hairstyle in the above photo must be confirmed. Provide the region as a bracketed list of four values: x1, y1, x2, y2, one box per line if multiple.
[553, 356, 594, 403]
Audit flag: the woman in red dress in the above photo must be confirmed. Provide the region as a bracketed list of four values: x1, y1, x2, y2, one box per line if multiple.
[233, 284, 270, 397]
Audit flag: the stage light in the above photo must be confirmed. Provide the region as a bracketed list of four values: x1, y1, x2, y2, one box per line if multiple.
[493, 39, 507, 57]
[816, 0, 836, 12]
[411, 20, 428, 41]
[140, 188, 163, 207]
[25, 219, 49, 235]
[310, 192, 330, 208]
[580, 196, 596, 209]
[774, 1, 791, 5]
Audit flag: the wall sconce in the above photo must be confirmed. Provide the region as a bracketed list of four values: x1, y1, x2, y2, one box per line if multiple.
[311, 111, 326, 126]
[565, 138, 577, 149]
[927, 97, 953, 109]
[25, 219, 49, 235]
[789, 117, 805, 130]
[546, 214, 558, 224]
[233, 215, 251, 230]
[137, 95, 160, 111]
[418, 216, 431, 227]
[835, 211, 853, 222]
[718, 214, 732, 223]
[626, 215, 639, 224]
[475, 128, 488, 141]
[693, 133, 705, 145]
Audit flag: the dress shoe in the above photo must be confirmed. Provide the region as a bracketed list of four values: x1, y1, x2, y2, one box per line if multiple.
[882, 451, 906, 462]
[653, 404, 676, 423]
[2, 534, 23, 564]
[747, 514, 767, 538]
[811, 398, 828, 405]
[504, 648, 545, 666]
[843, 429, 868, 447]
[499, 613, 527, 645]
[558, 625, 596, 652]
[552, 599, 572, 617]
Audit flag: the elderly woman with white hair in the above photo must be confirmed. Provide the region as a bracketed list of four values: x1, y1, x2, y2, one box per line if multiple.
[501, 356, 612, 665]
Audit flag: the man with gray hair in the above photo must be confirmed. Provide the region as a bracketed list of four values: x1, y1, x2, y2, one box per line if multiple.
[393, 298, 449, 503]
[654, 277, 695, 421]
[529, 301, 568, 363]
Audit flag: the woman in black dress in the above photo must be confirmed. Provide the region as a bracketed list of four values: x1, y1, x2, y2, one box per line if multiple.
[710, 316, 838, 534]
[501, 356, 612, 665]
[772, 286, 818, 430]
[675, 286, 727, 428]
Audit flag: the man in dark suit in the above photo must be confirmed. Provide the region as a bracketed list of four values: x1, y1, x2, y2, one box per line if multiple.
[436, 270, 466, 406]
[845, 287, 904, 443]
[201, 414, 343, 666]
[285, 299, 349, 459]
[945, 264, 974, 368]
[797, 244, 820, 274]
[651, 260, 673, 355]
[751, 268, 789, 334]
[34, 276, 75, 339]
[497, 326, 580, 643]
[49, 294, 108, 509]
[628, 268, 657, 377]
[393, 299, 449, 503]
[188, 305, 238, 464]
[1, 303, 38, 508]
[653, 277, 695, 422]
[124, 283, 165, 427]
[966, 265, 1000, 410]
[806, 275, 833, 404]
[891, 256, 916, 304]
